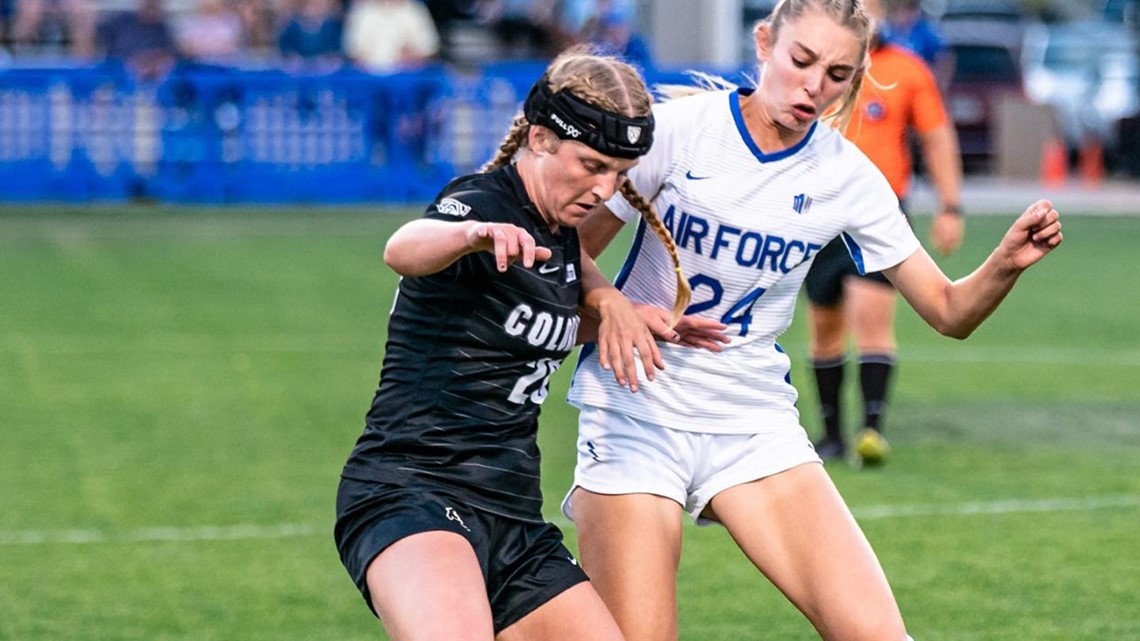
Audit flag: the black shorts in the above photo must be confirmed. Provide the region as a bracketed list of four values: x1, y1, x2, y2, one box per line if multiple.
[804, 237, 892, 306]
[334, 476, 589, 633]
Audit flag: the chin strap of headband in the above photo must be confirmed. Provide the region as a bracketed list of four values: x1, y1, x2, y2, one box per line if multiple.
[522, 73, 654, 159]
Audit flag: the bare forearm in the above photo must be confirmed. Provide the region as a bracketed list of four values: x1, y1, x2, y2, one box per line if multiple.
[579, 254, 623, 316]
[939, 254, 1023, 338]
[576, 257, 606, 344]
[383, 219, 480, 276]
[894, 200, 1061, 340]
[892, 247, 1021, 340]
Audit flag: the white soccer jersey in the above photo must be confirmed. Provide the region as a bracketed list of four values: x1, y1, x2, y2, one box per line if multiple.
[568, 89, 921, 434]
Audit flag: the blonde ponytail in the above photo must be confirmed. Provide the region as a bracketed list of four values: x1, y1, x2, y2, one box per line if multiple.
[620, 180, 691, 326]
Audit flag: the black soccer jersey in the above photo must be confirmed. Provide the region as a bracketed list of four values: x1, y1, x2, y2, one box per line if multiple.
[341, 164, 583, 522]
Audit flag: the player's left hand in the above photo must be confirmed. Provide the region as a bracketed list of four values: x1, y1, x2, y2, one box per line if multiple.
[930, 209, 964, 256]
[595, 294, 664, 393]
[998, 199, 1063, 270]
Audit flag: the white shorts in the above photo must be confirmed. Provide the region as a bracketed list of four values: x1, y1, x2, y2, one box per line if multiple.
[562, 405, 822, 526]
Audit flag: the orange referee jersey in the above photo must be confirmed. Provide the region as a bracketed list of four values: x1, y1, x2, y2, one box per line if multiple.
[844, 43, 948, 198]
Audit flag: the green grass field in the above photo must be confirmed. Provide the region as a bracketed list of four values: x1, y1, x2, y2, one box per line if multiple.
[2, 205, 1138, 641]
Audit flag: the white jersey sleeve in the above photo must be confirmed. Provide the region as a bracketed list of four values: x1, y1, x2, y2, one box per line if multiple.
[834, 154, 922, 274]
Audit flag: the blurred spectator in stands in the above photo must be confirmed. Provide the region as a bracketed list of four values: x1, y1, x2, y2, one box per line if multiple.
[96, 0, 176, 81]
[423, 0, 476, 23]
[576, 1, 652, 70]
[882, 0, 950, 86]
[11, 0, 96, 57]
[277, 0, 344, 68]
[176, 0, 245, 64]
[1, 0, 14, 49]
[479, 0, 558, 59]
[235, 0, 276, 55]
[421, 0, 477, 39]
[343, 0, 439, 72]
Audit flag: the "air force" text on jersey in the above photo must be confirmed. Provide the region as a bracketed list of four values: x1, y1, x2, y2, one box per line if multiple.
[662, 204, 824, 273]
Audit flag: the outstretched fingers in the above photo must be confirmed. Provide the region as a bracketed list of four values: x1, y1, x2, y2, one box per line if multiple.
[595, 299, 668, 393]
[637, 305, 682, 344]
[471, 223, 552, 271]
[597, 325, 660, 394]
[673, 314, 731, 352]
[495, 227, 520, 272]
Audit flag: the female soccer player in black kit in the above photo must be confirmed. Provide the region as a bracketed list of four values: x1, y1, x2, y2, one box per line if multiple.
[334, 48, 706, 641]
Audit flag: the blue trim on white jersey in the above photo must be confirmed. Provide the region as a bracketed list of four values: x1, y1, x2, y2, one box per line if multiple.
[730, 89, 818, 163]
[840, 232, 867, 274]
[612, 216, 649, 291]
[577, 337, 597, 367]
[775, 342, 793, 384]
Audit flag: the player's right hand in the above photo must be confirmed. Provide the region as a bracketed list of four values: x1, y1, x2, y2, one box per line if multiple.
[467, 223, 553, 272]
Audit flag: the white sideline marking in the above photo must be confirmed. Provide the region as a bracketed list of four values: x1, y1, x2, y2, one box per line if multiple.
[850, 495, 1140, 520]
[2, 496, 1137, 546]
[3, 337, 1140, 366]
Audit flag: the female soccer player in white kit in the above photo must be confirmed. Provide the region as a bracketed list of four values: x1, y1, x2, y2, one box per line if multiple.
[562, 1, 1064, 641]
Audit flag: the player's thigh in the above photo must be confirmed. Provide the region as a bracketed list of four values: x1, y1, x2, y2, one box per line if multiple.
[844, 275, 897, 352]
[366, 530, 494, 641]
[572, 489, 684, 641]
[497, 581, 623, 641]
[710, 463, 906, 641]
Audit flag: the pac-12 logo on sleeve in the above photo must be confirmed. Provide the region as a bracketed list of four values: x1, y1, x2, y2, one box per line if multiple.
[436, 198, 471, 217]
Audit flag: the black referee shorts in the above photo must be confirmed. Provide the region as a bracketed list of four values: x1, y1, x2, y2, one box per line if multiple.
[804, 236, 892, 306]
[334, 476, 588, 633]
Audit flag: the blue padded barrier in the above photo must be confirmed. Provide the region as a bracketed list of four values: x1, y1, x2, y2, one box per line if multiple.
[0, 62, 138, 201]
[0, 62, 746, 204]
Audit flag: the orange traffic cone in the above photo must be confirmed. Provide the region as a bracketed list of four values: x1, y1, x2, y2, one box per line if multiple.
[1040, 137, 1068, 188]
[1078, 136, 1105, 188]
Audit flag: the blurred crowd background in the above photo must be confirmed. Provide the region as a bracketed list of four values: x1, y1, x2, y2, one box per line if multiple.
[0, 0, 654, 75]
[0, 0, 1137, 203]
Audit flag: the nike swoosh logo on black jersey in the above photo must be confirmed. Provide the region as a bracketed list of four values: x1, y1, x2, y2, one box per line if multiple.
[538, 263, 560, 274]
